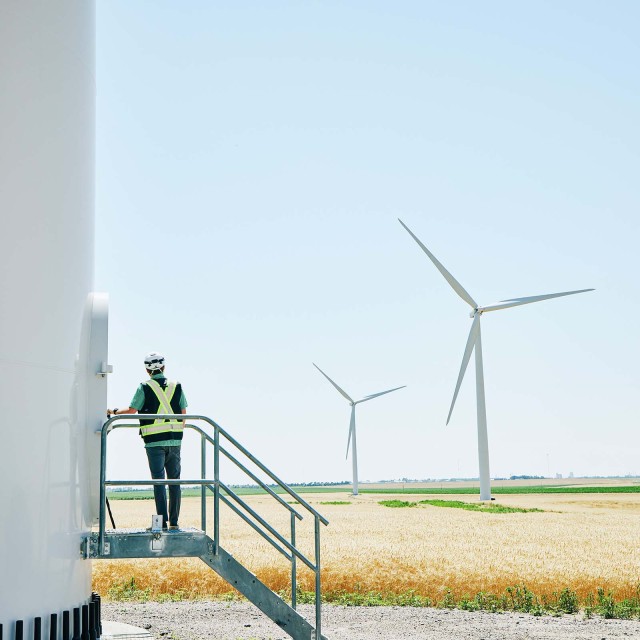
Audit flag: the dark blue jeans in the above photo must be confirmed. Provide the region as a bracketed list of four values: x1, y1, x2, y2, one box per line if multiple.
[145, 446, 181, 527]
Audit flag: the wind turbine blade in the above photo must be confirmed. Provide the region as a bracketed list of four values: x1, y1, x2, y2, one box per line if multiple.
[313, 363, 354, 403]
[447, 314, 481, 425]
[346, 406, 355, 460]
[479, 288, 595, 313]
[358, 385, 407, 403]
[398, 219, 477, 309]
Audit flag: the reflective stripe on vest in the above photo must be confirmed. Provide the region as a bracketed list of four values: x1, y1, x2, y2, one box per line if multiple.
[139, 379, 184, 437]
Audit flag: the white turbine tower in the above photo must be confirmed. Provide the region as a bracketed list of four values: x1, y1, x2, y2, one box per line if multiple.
[313, 363, 405, 496]
[398, 219, 594, 501]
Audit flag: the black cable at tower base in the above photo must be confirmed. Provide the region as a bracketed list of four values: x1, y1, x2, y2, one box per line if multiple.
[62, 611, 70, 640]
[81, 606, 88, 640]
[91, 591, 102, 638]
[50, 614, 58, 640]
[91, 593, 101, 637]
[71, 609, 80, 640]
[88, 604, 96, 640]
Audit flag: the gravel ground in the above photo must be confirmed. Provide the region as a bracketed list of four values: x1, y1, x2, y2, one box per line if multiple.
[103, 601, 640, 640]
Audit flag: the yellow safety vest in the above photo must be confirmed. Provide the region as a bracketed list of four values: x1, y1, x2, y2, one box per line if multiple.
[139, 379, 184, 438]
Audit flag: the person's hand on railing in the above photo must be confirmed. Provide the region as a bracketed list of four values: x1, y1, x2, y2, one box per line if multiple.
[107, 407, 137, 417]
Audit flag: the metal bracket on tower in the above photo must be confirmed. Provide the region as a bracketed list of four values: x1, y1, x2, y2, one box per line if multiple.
[85, 533, 110, 558]
[97, 362, 113, 378]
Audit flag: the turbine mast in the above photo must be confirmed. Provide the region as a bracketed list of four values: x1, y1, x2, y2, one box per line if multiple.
[475, 323, 491, 501]
[350, 405, 359, 496]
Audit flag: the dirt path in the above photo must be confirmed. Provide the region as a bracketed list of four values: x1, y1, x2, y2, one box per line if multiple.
[103, 601, 640, 639]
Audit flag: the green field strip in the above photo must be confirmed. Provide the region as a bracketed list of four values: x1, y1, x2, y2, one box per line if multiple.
[362, 485, 640, 495]
[417, 499, 543, 513]
[106, 484, 640, 500]
[106, 485, 352, 500]
[378, 499, 543, 512]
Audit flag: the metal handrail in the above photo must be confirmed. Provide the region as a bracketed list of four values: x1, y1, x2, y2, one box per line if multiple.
[191, 423, 304, 520]
[220, 445, 303, 518]
[216, 489, 293, 561]
[219, 481, 317, 572]
[101, 415, 328, 524]
[98, 413, 328, 639]
[107, 479, 214, 485]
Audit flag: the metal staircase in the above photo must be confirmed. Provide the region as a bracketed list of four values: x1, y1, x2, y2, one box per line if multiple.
[85, 415, 329, 640]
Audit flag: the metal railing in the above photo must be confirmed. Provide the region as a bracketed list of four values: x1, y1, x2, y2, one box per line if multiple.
[99, 414, 329, 637]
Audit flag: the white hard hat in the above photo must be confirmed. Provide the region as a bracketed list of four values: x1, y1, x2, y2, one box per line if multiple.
[144, 352, 165, 371]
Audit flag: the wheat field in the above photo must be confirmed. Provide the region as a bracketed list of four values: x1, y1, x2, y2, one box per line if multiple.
[92, 488, 640, 604]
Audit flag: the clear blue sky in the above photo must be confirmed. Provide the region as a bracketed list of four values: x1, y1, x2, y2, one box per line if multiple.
[96, 1, 639, 485]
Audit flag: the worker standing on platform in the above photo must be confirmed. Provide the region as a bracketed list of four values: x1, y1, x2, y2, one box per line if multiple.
[108, 352, 188, 530]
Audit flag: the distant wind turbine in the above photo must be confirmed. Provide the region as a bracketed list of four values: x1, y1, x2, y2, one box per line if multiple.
[313, 363, 405, 496]
[398, 219, 594, 501]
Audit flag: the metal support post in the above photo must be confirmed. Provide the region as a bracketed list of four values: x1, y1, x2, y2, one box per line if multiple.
[314, 515, 321, 640]
[98, 425, 109, 554]
[290, 511, 297, 610]
[213, 425, 220, 555]
[201, 433, 207, 532]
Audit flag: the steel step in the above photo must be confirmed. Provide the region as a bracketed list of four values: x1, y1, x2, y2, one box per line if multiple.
[87, 530, 326, 640]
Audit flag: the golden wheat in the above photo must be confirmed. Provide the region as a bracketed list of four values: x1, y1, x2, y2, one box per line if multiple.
[93, 491, 640, 602]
